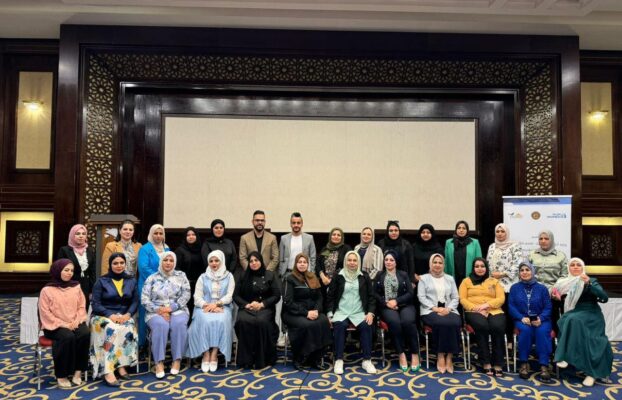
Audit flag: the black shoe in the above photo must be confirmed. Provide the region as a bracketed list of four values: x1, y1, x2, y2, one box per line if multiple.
[103, 378, 121, 387]
[116, 372, 131, 381]
[519, 363, 530, 380]
[293, 361, 305, 371]
[312, 360, 329, 371]
[540, 366, 551, 382]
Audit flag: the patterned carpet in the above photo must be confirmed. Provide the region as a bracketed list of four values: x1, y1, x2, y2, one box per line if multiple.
[2, 296, 621, 400]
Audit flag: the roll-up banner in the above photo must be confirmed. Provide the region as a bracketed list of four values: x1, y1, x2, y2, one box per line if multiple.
[502, 196, 572, 259]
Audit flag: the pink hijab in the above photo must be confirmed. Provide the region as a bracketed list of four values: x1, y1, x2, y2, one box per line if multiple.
[68, 224, 88, 256]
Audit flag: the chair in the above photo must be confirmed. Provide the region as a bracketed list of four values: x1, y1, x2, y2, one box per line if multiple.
[146, 325, 193, 372]
[377, 320, 389, 368]
[512, 327, 559, 378]
[463, 323, 510, 372]
[423, 325, 467, 370]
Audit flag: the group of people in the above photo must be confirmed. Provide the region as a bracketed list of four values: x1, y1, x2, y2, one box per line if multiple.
[37, 213, 613, 389]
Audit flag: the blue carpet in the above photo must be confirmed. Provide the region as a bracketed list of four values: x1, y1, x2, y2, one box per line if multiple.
[2, 297, 621, 399]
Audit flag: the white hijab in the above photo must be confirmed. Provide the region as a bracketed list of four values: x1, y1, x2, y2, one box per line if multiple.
[552, 257, 585, 312]
[205, 249, 228, 281]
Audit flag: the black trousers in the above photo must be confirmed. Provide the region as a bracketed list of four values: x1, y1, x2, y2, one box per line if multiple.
[43, 323, 90, 378]
[421, 312, 461, 354]
[465, 312, 505, 366]
[381, 305, 419, 355]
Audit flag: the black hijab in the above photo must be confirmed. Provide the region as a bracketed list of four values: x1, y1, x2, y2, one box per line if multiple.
[383, 220, 401, 247]
[180, 226, 202, 253]
[206, 219, 227, 244]
[240, 251, 267, 299]
[453, 220, 473, 248]
[469, 257, 489, 285]
[415, 223, 441, 250]
[107, 252, 129, 280]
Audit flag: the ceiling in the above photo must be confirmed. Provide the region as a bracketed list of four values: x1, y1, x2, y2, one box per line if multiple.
[1, 0, 622, 50]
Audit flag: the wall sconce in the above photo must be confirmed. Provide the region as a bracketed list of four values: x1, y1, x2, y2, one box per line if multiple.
[22, 100, 44, 112]
[588, 110, 608, 122]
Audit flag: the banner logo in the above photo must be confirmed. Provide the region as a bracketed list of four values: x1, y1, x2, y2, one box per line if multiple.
[531, 211, 541, 220]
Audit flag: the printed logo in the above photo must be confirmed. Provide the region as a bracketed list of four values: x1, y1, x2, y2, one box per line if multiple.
[508, 212, 523, 219]
[546, 212, 567, 219]
[531, 211, 541, 220]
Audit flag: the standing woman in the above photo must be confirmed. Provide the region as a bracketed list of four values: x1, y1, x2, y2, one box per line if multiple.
[141, 251, 191, 378]
[38, 259, 90, 388]
[137, 224, 170, 347]
[186, 250, 235, 372]
[552, 257, 613, 387]
[234, 251, 281, 369]
[90, 253, 138, 386]
[412, 223, 444, 283]
[175, 227, 204, 315]
[101, 220, 142, 277]
[509, 262, 553, 381]
[459, 257, 506, 376]
[354, 227, 383, 280]
[57, 224, 96, 308]
[201, 219, 239, 277]
[327, 251, 377, 375]
[444, 220, 482, 287]
[282, 253, 332, 370]
[377, 221, 415, 280]
[373, 250, 420, 372]
[418, 253, 462, 373]
[528, 230, 568, 333]
[486, 223, 522, 339]
[316, 228, 351, 298]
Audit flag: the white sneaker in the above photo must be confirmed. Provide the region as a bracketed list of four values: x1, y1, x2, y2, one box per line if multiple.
[556, 361, 568, 368]
[334, 359, 344, 375]
[583, 376, 595, 387]
[201, 362, 210, 373]
[155, 370, 165, 379]
[209, 361, 218, 372]
[362, 360, 377, 374]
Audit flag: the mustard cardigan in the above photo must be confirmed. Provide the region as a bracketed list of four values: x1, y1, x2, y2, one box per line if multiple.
[459, 277, 505, 315]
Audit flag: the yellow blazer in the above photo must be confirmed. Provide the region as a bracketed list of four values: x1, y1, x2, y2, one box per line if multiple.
[459, 277, 505, 315]
[101, 240, 143, 275]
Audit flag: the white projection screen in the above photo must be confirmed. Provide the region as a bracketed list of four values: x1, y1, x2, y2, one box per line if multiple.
[163, 116, 476, 232]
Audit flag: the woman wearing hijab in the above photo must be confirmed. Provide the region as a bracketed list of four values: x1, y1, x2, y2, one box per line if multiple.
[282, 253, 332, 370]
[326, 251, 376, 375]
[552, 257, 613, 387]
[38, 259, 90, 388]
[57, 224, 96, 308]
[101, 219, 142, 277]
[354, 227, 383, 280]
[175, 227, 203, 315]
[508, 262, 553, 381]
[90, 253, 138, 386]
[444, 220, 482, 287]
[418, 253, 461, 373]
[528, 230, 568, 334]
[234, 251, 281, 369]
[317, 228, 351, 301]
[201, 219, 239, 277]
[377, 221, 415, 280]
[459, 257, 506, 376]
[412, 223, 444, 282]
[186, 249, 235, 372]
[141, 251, 191, 378]
[137, 224, 170, 347]
[486, 223, 522, 339]
[373, 250, 420, 372]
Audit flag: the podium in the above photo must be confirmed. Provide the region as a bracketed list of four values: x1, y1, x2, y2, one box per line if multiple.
[89, 214, 140, 278]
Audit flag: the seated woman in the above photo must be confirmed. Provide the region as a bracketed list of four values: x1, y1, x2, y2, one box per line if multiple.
[38, 259, 90, 388]
[234, 251, 280, 369]
[418, 253, 462, 373]
[552, 257, 613, 387]
[373, 250, 420, 372]
[90, 253, 139, 386]
[282, 253, 332, 370]
[101, 219, 142, 276]
[459, 257, 506, 377]
[186, 250, 235, 372]
[137, 224, 170, 347]
[508, 262, 553, 381]
[141, 251, 191, 378]
[326, 251, 377, 375]
[57, 224, 96, 309]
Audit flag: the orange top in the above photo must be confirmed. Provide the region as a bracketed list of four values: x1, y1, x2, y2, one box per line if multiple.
[38, 285, 87, 330]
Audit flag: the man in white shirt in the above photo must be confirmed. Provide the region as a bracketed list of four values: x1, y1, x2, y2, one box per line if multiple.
[278, 212, 317, 277]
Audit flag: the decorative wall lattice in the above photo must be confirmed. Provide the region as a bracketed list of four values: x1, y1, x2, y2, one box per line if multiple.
[4, 221, 50, 263]
[81, 51, 557, 241]
[589, 233, 615, 259]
